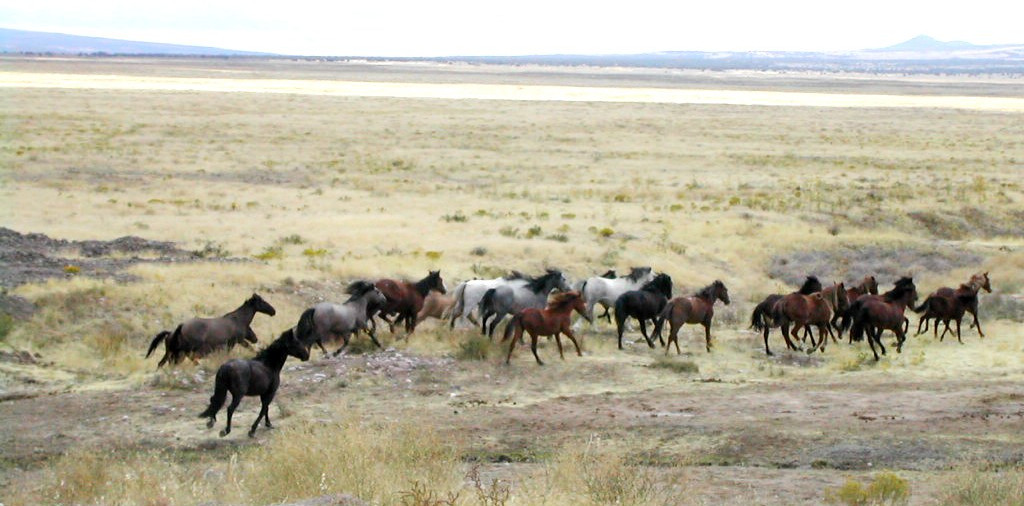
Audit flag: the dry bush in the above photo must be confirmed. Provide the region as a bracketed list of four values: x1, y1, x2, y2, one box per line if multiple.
[936, 465, 1024, 505]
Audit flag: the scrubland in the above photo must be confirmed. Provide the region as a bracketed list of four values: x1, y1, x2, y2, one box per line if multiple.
[1, 57, 1023, 505]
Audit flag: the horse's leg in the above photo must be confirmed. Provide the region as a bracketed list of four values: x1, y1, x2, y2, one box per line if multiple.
[553, 332, 566, 360]
[221, 391, 242, 437]
[249, 393, 273, 437]
[332, 335, 351, 357]
[487, 312, 504, 339]
[916, 315, 928, 336]
[529, 331, 544, 366]
[703, 322, 712, 353]
[781, 322, 800, 352]
[505, 327, 519, 364]
[480, 310, 491, 337]
[895, 327, 906, 353]
[639, 319, 655, 348]
[867, 330, 880, 361]
[600, 303, 612, 324]
[955, 318, 963, 344]
[562, 327, 583, 357]
[972, 310, 984, 338]
[875, 328, 887, 356]
[763, 325, 773, 356]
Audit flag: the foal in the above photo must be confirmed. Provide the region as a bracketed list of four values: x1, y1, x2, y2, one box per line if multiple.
[503, 291, 590, 366]
[199, 328, 309, 437]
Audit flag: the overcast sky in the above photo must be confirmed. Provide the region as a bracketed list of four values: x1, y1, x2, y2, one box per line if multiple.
[2, 1, 1022, 56]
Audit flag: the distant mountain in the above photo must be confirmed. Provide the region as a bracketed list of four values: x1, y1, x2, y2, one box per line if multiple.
[0, 27, 273, 56]
[877, 35, 981, 52]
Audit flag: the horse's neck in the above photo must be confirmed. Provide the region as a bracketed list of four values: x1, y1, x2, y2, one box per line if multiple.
[413, 279, 432, 297]
[256, 344, 289, 372]
[225, 304, 257, 324]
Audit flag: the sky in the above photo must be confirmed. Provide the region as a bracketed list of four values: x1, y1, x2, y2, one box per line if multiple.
[2, 0, 1023, 57]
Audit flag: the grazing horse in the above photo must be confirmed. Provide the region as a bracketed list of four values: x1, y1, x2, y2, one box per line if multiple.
[448, 271, 529, 328]
[613, 273, 673, 349]
[916, 272, 991, 339]
[146, 293, 275, 368]
[293, 281, 387, 356]
[198, 328, 309, 437]
[750, 276, 822, 347]
[503, 291, 589, 365]
[768, 282, 845, 355]
[576, 267, 655, 327]
[834, 275, 879, 339]
[478, 269, 571, 338]
[655, 280, 730, 354]
[846, 278, 918, 361]
[375, 270, 446, 335]
[416, 290, 455, 324]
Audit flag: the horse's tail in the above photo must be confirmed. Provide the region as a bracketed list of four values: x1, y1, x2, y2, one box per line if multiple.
[294, 308, 316, 345]
[479, 288, 497, 315]
[146, 330, 171, 358]
[750, 301, 771, 332]
[652, 301, 674, 340]
[448, 282, 467, 324]
[848, 301, 868, 342]
[198, 367, 228, 419]
[502, 312, 522, 342]
[839, 299, 862, 335]
[913, 297, 931, 314]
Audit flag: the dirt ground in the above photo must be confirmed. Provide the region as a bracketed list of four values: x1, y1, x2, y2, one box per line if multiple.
[2, 335, 1023, 504]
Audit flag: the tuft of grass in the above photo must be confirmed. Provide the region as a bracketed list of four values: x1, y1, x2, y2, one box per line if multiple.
[254, 245, 284, 261]
[456, 334, 495, 361]
[0, 312, 14, 341]
[936, 465, 1024, 505]
[650, 355, 699, 374]
[825, 471, 910, 506]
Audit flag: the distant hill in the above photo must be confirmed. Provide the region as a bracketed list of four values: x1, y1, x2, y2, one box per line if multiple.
[0, 27, 273, 56]
[878, 35, 980, 52]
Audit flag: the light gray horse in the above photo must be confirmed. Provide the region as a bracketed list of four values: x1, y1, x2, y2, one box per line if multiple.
[477, 269, 571, 338]
[448, 271, 530, 328]
[574, 267, 655, 328]
[146, 293, 275, 368]
[293, 281, 387, 356]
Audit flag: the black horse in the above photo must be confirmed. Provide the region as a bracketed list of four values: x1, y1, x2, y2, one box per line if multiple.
[146, 293, 276, 367]
[198, 328, 310, 437]
[613, 273, 673, 349]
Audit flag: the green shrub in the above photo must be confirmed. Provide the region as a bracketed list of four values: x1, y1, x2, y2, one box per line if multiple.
[825, 471, 910, 505]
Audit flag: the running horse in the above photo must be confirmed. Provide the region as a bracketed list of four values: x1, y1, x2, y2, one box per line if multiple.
[375, 270, 446, 335]
[915, 272, 991, 339]
[845, 277, 918, 361]
[655, 280, 730, 354]
[503, 291, 590, 365]
[146, 293, 275, 368]
[768, 282, 846, 355]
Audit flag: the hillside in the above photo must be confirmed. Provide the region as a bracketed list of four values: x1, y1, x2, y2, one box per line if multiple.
[0, 27, 271, 56]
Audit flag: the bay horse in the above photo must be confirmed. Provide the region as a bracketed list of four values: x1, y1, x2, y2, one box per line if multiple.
[915, 272, 991, 339]
[503, 291, 589, 365]
[577, 266, 655, 327]
[913, 287, 977, 343]
[293, 280, 387, 356]
[846, 278, 918, 361]
[613, 273, 673, 349]
[767, 282, 845, 356]
[448, 271, 528, 328]
[198, 327, 309, 437]
[478, 269, 570, 338]
[375, 270, 446, 335]
[834, 275, 879, 339]
[145, 293, 275, 368]
[655, 280, 730, 354]
[839, 276, 915, 343]
[750, 276, 822, 349]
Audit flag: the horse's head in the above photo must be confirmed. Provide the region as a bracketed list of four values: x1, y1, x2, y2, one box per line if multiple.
[536, 269, 570, 293]
[628, 266, 654, 283]
[428, 270, 447, 294]
[283, 328, 310, 362]
[248, 293, 277, 316]
[714, 280, 731, 305]
[863, 275, 879, 295]
[798, 276, 822, 295]
[834, 282, 849, 310]
[368, 287, 388, 308]
[552, 291, 589, 320]
[973, 272, 992, 293]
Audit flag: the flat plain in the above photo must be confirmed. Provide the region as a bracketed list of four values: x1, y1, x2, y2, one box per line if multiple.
[1, 56, 1023, 505]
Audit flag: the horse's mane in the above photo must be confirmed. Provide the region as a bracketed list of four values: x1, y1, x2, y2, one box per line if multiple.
[798, 276, 822, 295]
[882, 278, 915, 301]
[599, 269, 617, 279]
[696, 280, 723, 299]
[345, 280, 376, 302]
[626, 266, 651, 283]
[528, 270, 562, 292]
[548, 291, 580, 310]
[641, 273, 672, 297]
[254, 330, 290, 361]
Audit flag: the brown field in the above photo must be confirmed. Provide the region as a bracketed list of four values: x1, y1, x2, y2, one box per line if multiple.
[1, 56, 1024, 505]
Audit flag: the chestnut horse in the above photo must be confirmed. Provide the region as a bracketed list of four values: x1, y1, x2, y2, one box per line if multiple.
[751, 276, 821, 353]
[416, 291, 455, 324]
[913, 287, 978, 343]
[846, 278, 918, 361]
[834, 275, 879, 339]
[915, 272, 991, 339]
[654, 280, 730, 354]
[503, 291, 590, 365]
[375, 270, 446, 335]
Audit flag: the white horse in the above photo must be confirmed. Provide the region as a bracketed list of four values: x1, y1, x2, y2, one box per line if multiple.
[574, 266, 655, 328]
[448, 271, 530, 328]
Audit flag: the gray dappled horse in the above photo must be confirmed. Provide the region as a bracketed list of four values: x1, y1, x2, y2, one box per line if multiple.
[146, 293, 275, 368]
[574, 267, 655, 329]
[477, 269, 571, 338]
[293, 280, 387, 356]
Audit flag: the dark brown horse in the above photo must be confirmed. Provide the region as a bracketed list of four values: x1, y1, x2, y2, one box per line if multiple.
[845, 278, 918, 361]
[769, 282, 845, 355]
[834, 275, 879, 339]
[613, 273, 673, 349]
[751, 276, 821, 354]
[655, 280, 730, 354]
[198, 328, 309, 437]
[503, 291, 589, 365]
[913, 286, 977, 343]
[375, 270, 446, 335]
[146, 293, 275, 367]
[915, 272, 991, 339]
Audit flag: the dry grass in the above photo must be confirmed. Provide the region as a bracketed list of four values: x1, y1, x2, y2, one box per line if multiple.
[1, 57, 1024, 504]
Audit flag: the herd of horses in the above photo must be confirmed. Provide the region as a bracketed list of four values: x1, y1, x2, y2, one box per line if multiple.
[145, 268, 992, 437]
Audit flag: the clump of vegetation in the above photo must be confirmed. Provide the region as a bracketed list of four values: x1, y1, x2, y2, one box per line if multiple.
[0, 312, 14, 341]
[525, 225, 543, 239]
[279, 234, 305, 245]
[456, 334, 495, 361]
[825, 471, 910, 505]
[936, 465, 1024, 505]
[650, 356, 699, 374]
[193, 240, 230, 259]
[470, 246, 488, 256]
[254, 245, 284, 261]
[441, 211, 468, 223]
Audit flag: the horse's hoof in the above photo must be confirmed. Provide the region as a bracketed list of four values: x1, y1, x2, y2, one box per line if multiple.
[248, 431, 256, 438]
[219, 429, 229, 437]
[206, 419, 215, 429]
